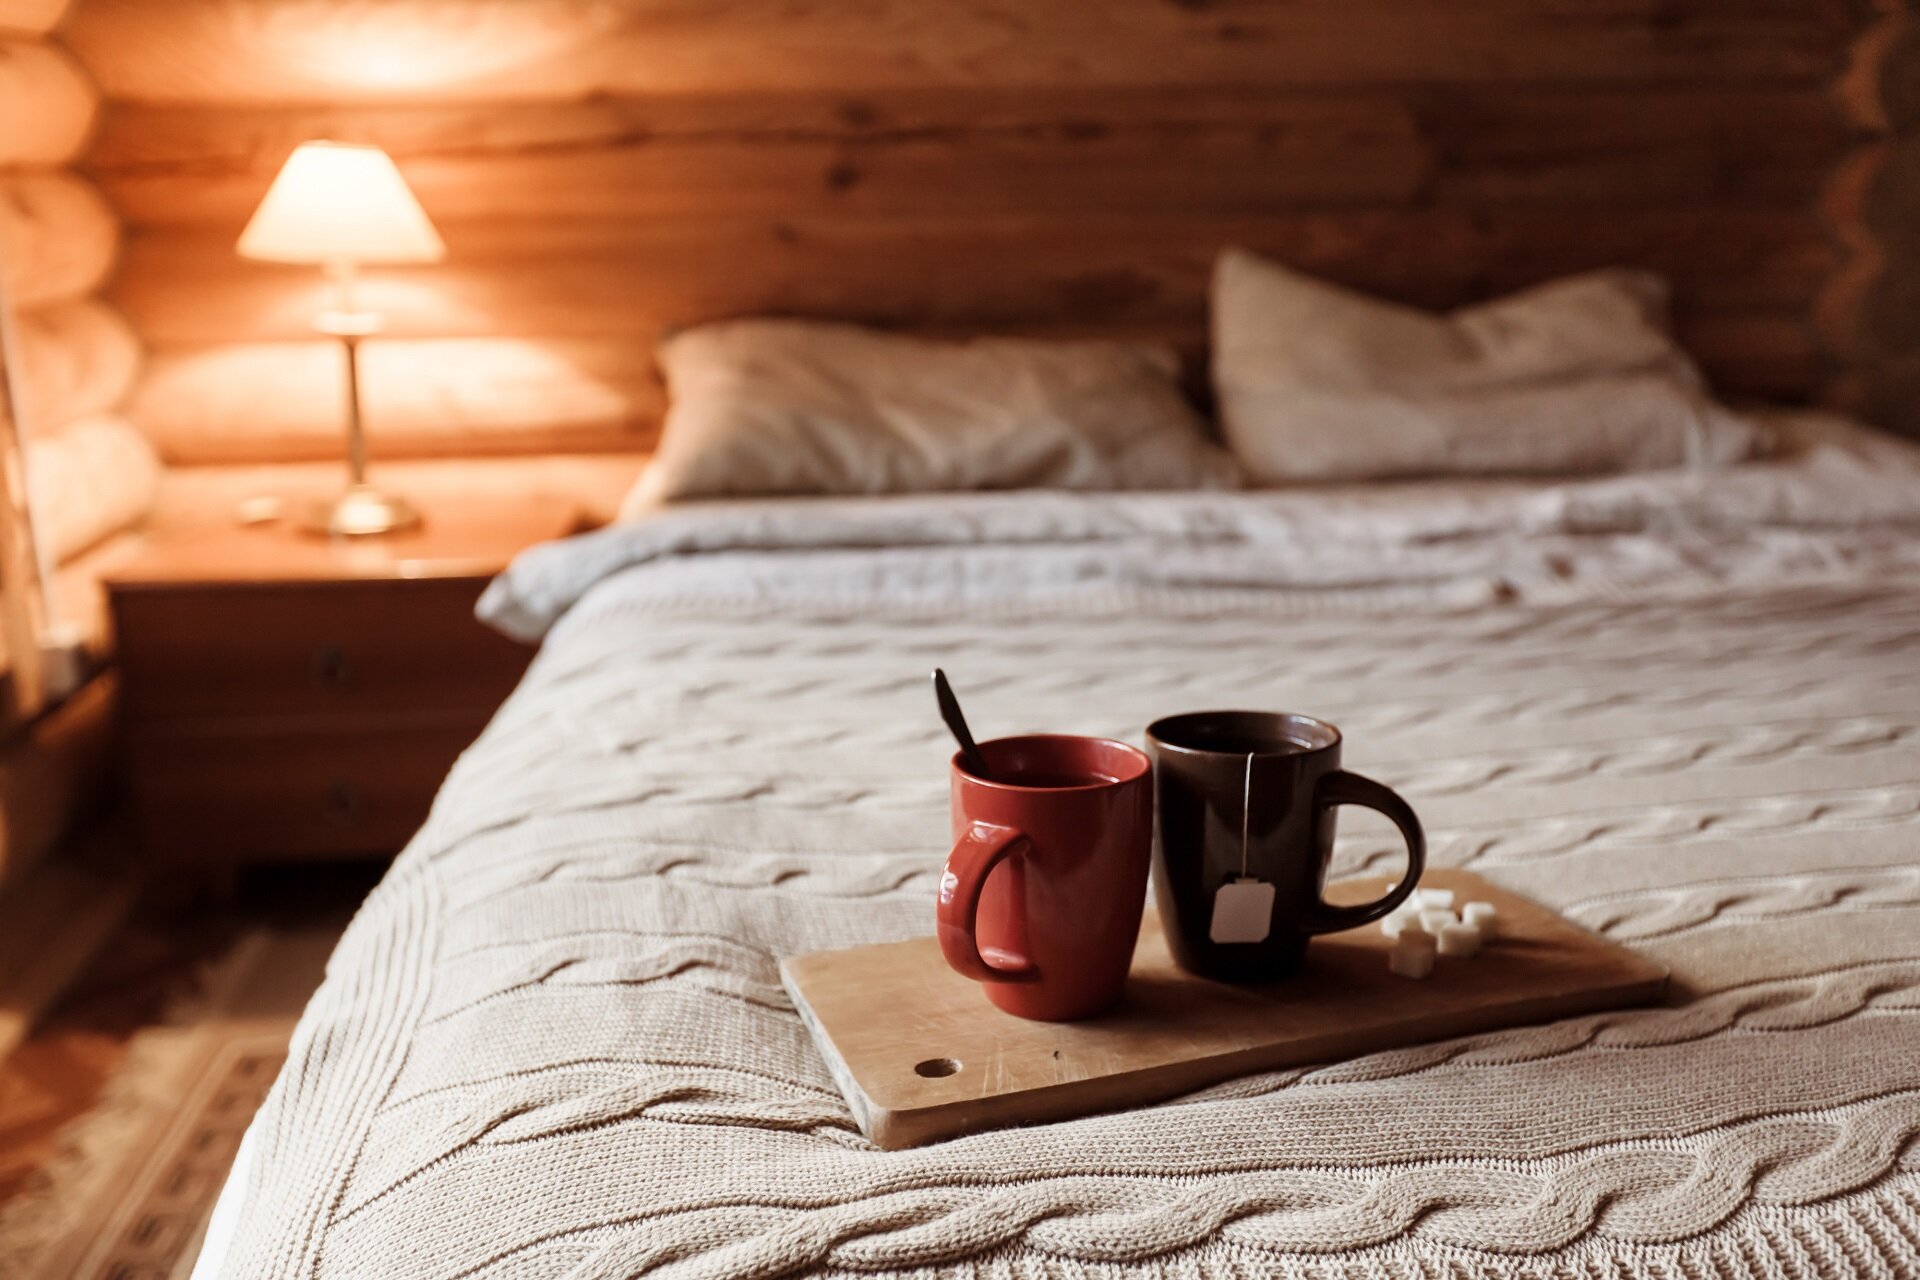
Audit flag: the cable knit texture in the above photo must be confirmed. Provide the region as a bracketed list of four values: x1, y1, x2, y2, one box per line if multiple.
[214, 449, 1920, 1277]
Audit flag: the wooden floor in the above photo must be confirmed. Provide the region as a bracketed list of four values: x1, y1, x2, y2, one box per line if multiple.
[0, 860, 380, 1209]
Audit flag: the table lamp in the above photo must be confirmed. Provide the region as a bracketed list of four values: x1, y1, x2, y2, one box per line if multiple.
[237, 141, 444, 536]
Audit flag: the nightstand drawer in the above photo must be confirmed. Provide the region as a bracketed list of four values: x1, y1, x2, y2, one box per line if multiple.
[112, 577, 531, 721]
[124, 718, 486, 861]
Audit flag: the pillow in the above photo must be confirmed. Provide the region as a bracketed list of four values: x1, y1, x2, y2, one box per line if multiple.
[628, 319, 1239, 506]
[1210, 248, 1764, 483]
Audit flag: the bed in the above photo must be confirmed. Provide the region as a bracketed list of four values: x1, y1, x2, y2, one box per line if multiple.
[194, 410, 1920, 1278]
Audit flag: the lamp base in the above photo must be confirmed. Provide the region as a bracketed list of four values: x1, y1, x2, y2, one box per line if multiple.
[296, 484, 422, 538]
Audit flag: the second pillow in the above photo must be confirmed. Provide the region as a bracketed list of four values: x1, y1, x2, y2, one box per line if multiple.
[1210, 248, 1764, 484]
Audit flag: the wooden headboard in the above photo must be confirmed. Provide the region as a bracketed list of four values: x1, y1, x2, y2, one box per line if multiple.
[59, 0, 1920, 463]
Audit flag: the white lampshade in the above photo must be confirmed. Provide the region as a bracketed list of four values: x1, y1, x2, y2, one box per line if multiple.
[237, 141, 444, 266]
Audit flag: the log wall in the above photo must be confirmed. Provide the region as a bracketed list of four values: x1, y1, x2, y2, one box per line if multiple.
[0, 0, 134, 884]
[57, 0, 1917, 458]
[1, 2, 157, 564]
[1827, 1, 1920, 432]
[1, 12, 121, 436]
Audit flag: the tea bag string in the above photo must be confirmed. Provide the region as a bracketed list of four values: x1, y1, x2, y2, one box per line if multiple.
[1240, 750, 1254, 878]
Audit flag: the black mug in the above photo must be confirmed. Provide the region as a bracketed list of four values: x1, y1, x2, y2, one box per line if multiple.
[1146, 710, 1424, 983]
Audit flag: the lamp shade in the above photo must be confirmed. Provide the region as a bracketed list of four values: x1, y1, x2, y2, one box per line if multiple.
[237, 141, 444, 266]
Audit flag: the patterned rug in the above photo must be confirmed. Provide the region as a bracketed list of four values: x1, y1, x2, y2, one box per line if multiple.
[0, 927, 329, 1279]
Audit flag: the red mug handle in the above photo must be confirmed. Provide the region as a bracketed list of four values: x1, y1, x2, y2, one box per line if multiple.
[1306, 770, 1426, 934]
[937, 821, 1039, 983]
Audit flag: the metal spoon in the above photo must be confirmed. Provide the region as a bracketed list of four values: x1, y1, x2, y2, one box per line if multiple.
[932, 668, 992, 779]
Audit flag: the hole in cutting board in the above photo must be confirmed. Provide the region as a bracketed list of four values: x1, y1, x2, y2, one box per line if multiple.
[914, 1057, 962, 1078]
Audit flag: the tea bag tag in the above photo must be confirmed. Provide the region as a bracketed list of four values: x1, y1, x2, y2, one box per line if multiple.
[1210, 877, 1276, 943]
[1208, 752, 1273, 944]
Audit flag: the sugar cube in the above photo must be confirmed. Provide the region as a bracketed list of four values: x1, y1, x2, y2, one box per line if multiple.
[1381, 906, 1420, 938]
[1390, 942, 1436, 979]
[1412, 887, 1455, 910]
[1437, 922, 1482, 957]
[1462, 901, 1498, 938]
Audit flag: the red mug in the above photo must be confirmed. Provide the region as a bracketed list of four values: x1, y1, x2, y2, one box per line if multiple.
[937, 734, 1153, 1021]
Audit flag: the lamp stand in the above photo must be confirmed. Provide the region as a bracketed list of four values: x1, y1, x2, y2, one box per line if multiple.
[297, 262, 420, 538]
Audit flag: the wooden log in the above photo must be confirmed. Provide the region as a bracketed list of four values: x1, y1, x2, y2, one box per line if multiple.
[1820, 145, 1884, 257]
[0, 39, 94, 165]
[85, 85, 1400, 172]
[82, 84, 1851, 230]
[12, 300, 141, 435]
[82, 85, 1849, 185]
[1820, 3, 1920, 433]
[1837, 4, 1920, 134]
[127, 337, 662, 463]
[1422, 86, 1858, 207]
[24, 414, 160, 563]
[108, 208, 1837, 345]
[1834, 6, 1902, 132]
[0, 172, 118, 309]
[0, 0, 71, 37]
[1817, 136, 1920, 371]
[62, 0, 1859, 104]
[86, 91, 1431, 227]
[123, 303, 1815, 467]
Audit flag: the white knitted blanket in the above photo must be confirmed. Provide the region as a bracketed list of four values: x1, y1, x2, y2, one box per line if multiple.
[216, 419, 1920, 1278]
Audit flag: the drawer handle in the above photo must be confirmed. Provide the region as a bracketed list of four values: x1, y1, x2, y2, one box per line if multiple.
[310, 644, 355, 693]
[324, 780, 366, 827]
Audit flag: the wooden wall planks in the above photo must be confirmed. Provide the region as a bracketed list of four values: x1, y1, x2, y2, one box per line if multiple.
[85, 86, 1856, 226]
[59, 0, 1909, 458]
[63, 0, 1862, 101]
[109, 210, 1838, 343]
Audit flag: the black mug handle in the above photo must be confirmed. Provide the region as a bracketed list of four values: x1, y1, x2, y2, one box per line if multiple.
[1304, 769, 1425, 934]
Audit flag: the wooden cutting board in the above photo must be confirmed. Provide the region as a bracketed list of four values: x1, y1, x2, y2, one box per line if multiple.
[780, 868, 1667, 1149]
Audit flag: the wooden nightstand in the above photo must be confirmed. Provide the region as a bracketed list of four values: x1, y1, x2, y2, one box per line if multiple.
[103, 498, 586, 870]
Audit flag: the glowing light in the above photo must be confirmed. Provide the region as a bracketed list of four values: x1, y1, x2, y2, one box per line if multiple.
[239, 142, 444, 266]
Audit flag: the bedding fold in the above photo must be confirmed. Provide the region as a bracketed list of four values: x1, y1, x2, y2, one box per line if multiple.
[484, 412, 1920, 642]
